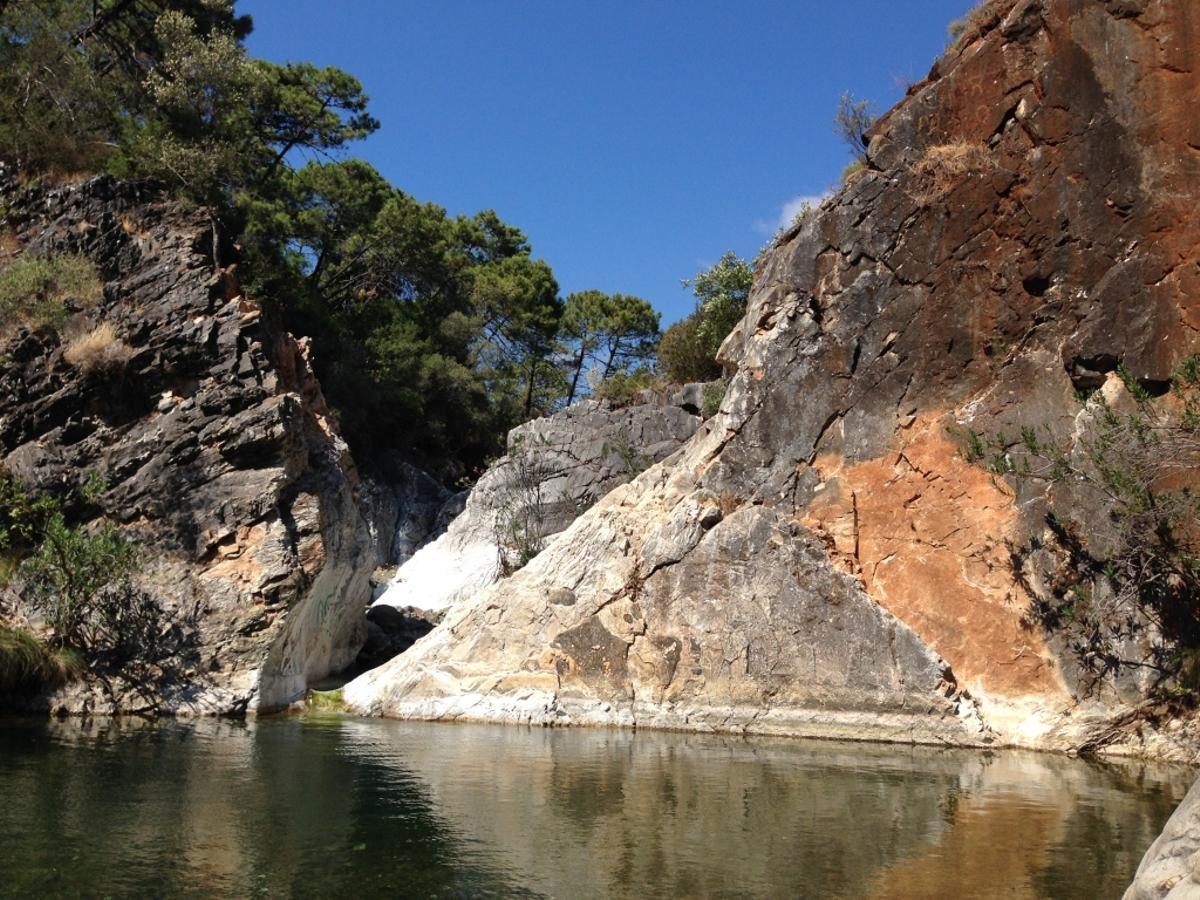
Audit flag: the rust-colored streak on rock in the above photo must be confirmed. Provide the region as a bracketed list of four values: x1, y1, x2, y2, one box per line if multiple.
[803, 415, 1068, 703]
[201, 524, 269, 586]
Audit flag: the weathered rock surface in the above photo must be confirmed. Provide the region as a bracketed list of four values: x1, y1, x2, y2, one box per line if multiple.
[359, 461, 457, 576]
[1127, 779, 1200, 900]
[347, 0, 1200, 752]
[0, 174, 373, 713]
[372, 395, 702, 613]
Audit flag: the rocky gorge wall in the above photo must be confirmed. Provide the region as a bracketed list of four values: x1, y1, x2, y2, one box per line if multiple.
[372, 392, 703, 615]
[346, 0, 1200, 756]
[0, 174, 373, 714]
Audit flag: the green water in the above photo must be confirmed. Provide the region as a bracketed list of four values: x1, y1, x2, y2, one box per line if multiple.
[0, 716, 1189, 899]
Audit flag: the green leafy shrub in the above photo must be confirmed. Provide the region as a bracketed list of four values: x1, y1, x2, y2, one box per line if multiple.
[687, 252, 752, 351]
[661, 253, 753, 385]
[595, 368, 655, 407]
[2, 470, 183, 699]
[0, 470, 58, 560]
[0, 626, 82, 695]
[306, 687, 345, 711]
[956, 356, 1200, 697]
[21, 514, 143, 656]
[0, 254, 101, 335]
[701, 380, 726, 419]
[659, 313, 719, 384]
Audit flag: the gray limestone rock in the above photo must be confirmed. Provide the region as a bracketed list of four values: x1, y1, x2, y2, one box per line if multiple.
[0, 175, 372, 714]
[1126, 779, 1200, 900]
[359, 461, 455, 572]
[372, 395, 701, 614]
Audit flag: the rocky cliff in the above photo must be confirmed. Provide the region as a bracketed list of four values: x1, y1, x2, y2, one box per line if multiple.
[346, 0, 1200, 754]
[373, 393, 703, 614]
[0, 174, 373, 714]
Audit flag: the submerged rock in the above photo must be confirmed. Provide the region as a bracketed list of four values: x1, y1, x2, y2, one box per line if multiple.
[346, 0, 1200, 752]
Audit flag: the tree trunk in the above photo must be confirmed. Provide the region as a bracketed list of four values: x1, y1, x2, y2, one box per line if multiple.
[524, 357, 537, 418]
[566, 345, 586, 405]
[601, 341, 618, 382]
[208, 211, 222, 270]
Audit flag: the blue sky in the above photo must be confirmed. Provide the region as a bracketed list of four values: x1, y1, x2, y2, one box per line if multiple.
[241, 1, 974, 325]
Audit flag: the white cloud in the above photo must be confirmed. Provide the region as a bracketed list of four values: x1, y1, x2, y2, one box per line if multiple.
[754, 192, 833, 234]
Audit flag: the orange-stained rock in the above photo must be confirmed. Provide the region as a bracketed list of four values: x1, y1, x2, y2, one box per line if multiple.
[803, 415, 1068, 702]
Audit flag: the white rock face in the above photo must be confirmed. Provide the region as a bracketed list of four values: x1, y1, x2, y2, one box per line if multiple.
[1125, 778, 1200, 900]
[372, 395, 703, 613]
[344, 461, 985, 747]
[374, 525, 500, 612]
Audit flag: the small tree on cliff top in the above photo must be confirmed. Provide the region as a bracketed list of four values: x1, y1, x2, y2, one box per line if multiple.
[560, 291, 660, 405]
[834, 92, 876, 163]
[660, 252, 753, 384]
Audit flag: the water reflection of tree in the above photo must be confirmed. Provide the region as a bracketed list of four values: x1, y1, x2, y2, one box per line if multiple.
[0, 718, 528, 898]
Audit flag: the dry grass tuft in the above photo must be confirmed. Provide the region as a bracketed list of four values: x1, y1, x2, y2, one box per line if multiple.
[120, 216, 152, 241]
[947, 1, 1003, 46]
[717, 490, 742, 516]
[0, 626, 83, 694]
[910, 142, 996, 206]
[842, 158, 868, 186]
[0, 253, 102, 337]
[63, 322, 134, 376]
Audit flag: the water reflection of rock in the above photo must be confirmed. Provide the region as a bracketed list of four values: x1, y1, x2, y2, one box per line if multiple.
[861, 753, 1185, 899]
[2, 718, 260, 895]
[3, 718, 357, 895]
[337, 720, 1190, 899]
[0, 718, 520, 898]
[0, 718, 1189, 899]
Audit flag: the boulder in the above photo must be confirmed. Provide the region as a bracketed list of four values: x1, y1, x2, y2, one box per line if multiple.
[1126, 779, 1200, 900]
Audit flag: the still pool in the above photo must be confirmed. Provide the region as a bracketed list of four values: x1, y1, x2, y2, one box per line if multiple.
[0, 715, 1189, 898]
